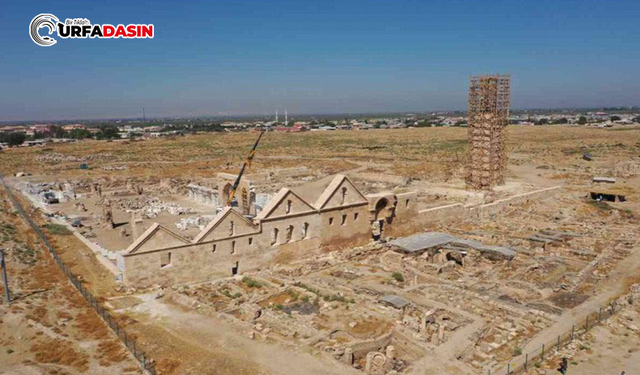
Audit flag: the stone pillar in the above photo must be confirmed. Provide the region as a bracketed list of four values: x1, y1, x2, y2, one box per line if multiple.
[385, 346, 395, 371]
[102, 198, 114, 229]
[365, 352, 387, 375]
[343, 347, 354, 365]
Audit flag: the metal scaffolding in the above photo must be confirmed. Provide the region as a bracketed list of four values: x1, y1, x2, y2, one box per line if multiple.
[466, 74, 511, 190]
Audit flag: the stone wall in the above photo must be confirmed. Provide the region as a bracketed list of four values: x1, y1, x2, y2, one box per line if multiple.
[413, 186, 563, 228]
[122, 203, 372, 287]
[348, 332, 393, 360]
[123, 232, 273, 286]
[468, 186, 562, 220]
[121, 186, 560, 287]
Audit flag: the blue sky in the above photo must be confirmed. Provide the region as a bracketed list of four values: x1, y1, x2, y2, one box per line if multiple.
[1, 0, 639, 121]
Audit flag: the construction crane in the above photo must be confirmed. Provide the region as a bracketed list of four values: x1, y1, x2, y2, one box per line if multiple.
[227, 130, 265, 207]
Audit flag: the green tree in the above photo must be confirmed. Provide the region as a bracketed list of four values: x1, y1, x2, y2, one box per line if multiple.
[577, 116, 587, 125]
[536, 118, 549, 125]
[610, 115, 621, 121]
[96, 125, 120, 140]
[69, 129, 92, 139]
[3, 132, 26, 146]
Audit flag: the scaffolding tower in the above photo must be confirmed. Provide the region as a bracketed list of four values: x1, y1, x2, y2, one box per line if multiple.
[466, 74, 511, 190]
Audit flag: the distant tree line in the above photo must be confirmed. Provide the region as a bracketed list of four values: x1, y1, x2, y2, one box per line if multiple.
[27, 125, 93, 140]
[164, 122, 224, 133]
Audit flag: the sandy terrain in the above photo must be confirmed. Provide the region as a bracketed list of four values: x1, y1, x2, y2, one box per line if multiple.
[1, 125, 639, 375]
[0, 189, 141, 375]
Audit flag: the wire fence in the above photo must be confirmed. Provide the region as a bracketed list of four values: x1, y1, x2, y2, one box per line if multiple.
[489, 294, 629, 375]
[1, 176, 156, 375]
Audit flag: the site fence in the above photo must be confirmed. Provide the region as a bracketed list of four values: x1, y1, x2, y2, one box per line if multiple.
[490, 297, 629, 375]
[1, 176, 157, 375]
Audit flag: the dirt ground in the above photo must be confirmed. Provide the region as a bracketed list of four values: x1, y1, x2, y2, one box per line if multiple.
[530, 299, 640, 375]
[1, 126, 638, 188]
[1, 125, 639, 375]
[0, 188, 141, 375]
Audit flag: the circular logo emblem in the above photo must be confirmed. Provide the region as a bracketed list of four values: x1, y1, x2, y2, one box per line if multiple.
[30, 14, 59, 47]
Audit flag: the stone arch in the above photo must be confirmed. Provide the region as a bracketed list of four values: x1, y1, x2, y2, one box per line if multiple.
[374, 197, 391, 221]
[222, 183, 232, 205]
[446, 251, 463, 265]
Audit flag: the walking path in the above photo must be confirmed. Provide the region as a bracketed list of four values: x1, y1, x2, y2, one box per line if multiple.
[127, 293, 361, 375]
[491, 241, 640, 374]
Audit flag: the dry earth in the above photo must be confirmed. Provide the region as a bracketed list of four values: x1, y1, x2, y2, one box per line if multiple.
[1, 125, 639, 375]
[0, 189, 141, 375]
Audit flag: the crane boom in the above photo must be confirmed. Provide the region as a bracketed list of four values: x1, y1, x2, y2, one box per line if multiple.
[227, 130, 265, 207]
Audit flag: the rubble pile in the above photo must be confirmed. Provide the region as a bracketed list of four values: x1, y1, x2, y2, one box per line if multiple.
[102, 165, 128, 171]
[37, 152, 114, 163]
[176, 215, 216, 231]
[112, 196, 196, 218]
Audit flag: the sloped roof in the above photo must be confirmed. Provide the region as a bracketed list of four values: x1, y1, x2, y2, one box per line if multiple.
[126, 223, 190, 254]
[312, 174, 367, 209]
[380, 295, 411, 309]
[273, 174, 367, 211]
[390, 232, 457, 253]
[193, 207, 257, 243]
[391, 232, 517, 260]
[289, 175, 337, 207]
[255, 188, 316, 220]
[476, 245, 516, 260]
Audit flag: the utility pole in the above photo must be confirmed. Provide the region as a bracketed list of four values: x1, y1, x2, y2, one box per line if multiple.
[0, 249, 10, 303]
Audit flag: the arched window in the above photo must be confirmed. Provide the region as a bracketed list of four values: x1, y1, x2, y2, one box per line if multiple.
[241, 188, 249, 214]
[301, 222, 309, 239]
[229, 221, 235, 236]
[340, 187, 348, 205]
[286, 199, 292, 214]
[285, 225, 293, 243]
[271, 228, 279, 245]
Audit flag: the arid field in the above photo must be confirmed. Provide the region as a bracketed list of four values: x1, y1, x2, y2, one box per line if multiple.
[1, 125, 639, 375]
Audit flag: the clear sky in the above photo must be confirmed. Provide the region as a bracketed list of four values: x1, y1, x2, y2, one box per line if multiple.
[1, 0, 639, 121]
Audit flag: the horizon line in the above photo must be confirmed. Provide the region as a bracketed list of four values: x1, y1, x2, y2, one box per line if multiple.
[1, 105, 638, 125]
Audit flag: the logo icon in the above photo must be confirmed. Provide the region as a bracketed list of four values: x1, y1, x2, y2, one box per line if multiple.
[29, 14, 154, 47]
[30, 14, 59, 47]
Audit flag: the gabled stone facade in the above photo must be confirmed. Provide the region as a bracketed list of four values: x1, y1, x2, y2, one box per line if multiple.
[121, 174, 417, 287]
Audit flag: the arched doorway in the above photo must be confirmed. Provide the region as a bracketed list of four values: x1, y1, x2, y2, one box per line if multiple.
[372, 198, 391, 241]
[374, 198, 390, 221]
